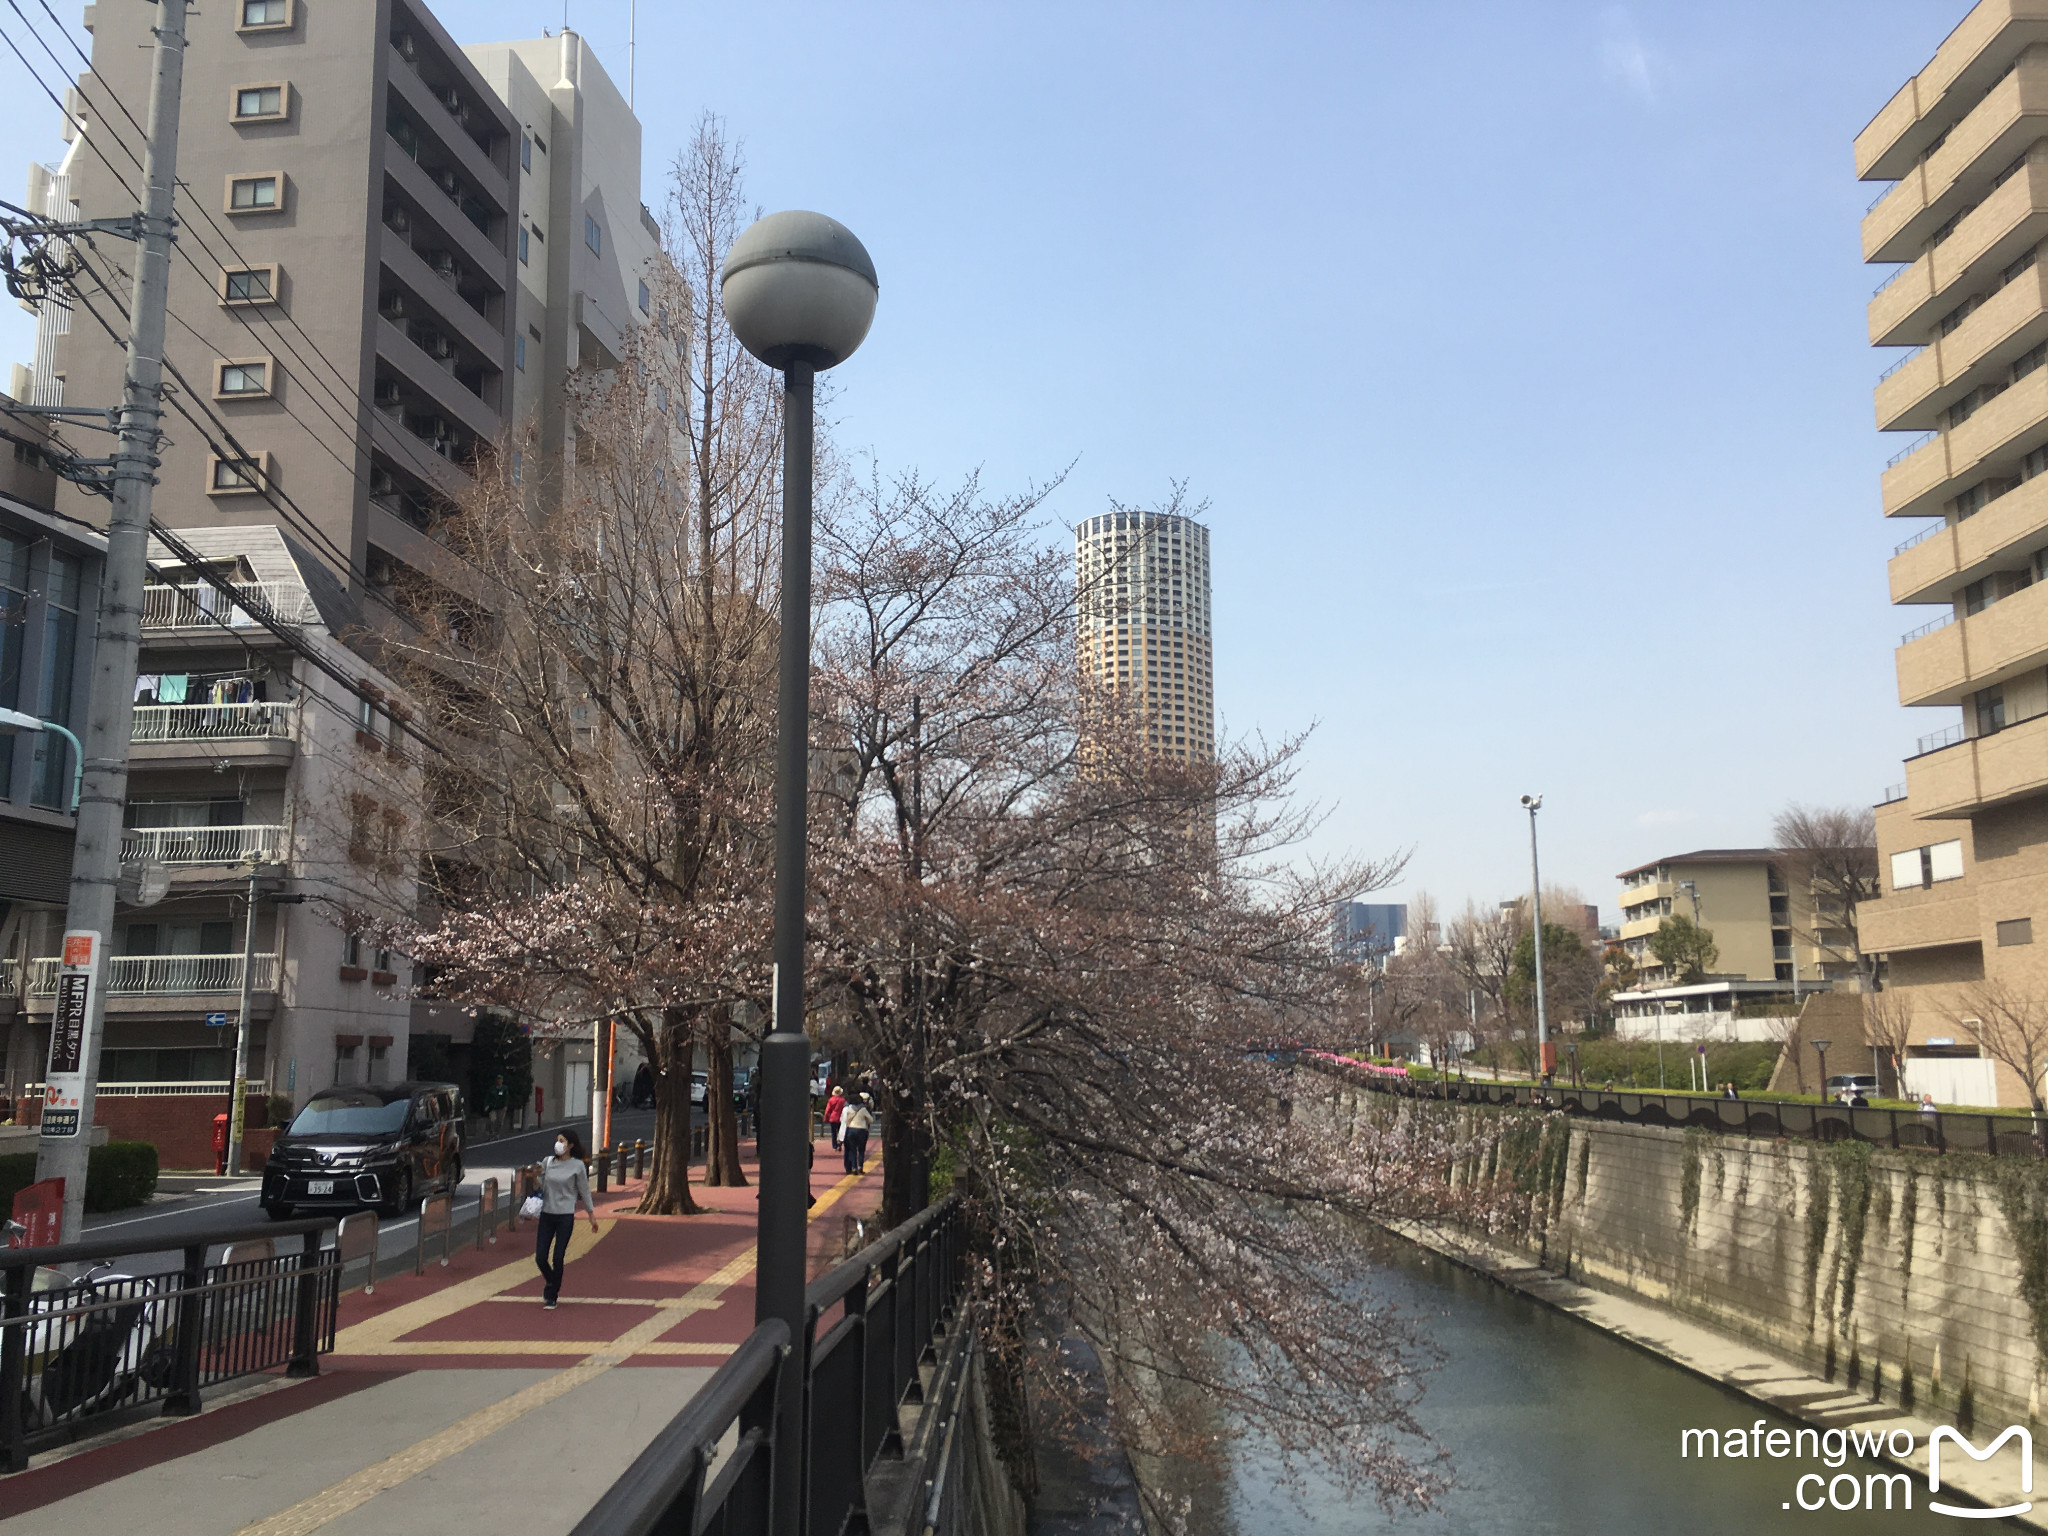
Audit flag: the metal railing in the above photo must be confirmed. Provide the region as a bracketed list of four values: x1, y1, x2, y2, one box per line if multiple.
[1915, 720, 1968, 755]
[1873, 262, 1912, 296]
[140, 580, 314, 630]
[1878, 343, 1926, 382]
[572, 1194, 967, 1536]
[1900, 610, 1955, 644]
[27, 953, 280, 996]
[1, 1216, 340, 1469]
[1880, 782, 1908, 805]
[131, 702, 293, 743]
[1312, 1060, 2046, 1158]
[120, 823, 283, 865]
[1893, 520, 1944, 554]
[16, 1080, 234, 1099]
[1885, 428, 1938, 468]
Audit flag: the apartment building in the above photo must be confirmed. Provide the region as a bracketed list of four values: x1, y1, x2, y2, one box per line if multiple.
[1858, 0, 2048, 1108]
[19, 2, 658, 1124]
[1075, 510, 1215, 763]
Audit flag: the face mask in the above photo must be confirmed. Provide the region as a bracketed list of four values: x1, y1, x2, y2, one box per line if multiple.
[554, 1140, 568, 1157]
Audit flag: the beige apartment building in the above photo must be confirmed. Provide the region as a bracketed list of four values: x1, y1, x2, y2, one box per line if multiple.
[1859, 0, 2048, 1108]
[16, 0, 661, 1121]
[1076, 510, 1215, 763]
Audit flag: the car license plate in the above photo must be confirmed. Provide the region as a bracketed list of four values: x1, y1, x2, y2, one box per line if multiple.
[307, 1179, 335, 1195]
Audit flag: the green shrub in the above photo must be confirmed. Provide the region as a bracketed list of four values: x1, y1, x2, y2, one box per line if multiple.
[85, 1141, 158, 1212]
[0, 1141, 158, 1216]
[265, 1092, 295, 1130]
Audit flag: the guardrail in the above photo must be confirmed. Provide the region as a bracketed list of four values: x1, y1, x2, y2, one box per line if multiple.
[1901, 610, 1955, 644]
[26, 953, 280, 996]
[571, 1194, 967, 1536]
[131, 702, 293, 743]
[121, 823, 283, 865]
[1915, 720, 1968, 755]
[1893, 520, 1944, 554]
[1313, 1061, 2046, 1158]
[1879, 782, 1908, 805]
[1, 1215, 341, 1470]
[140, 580, 314, 630]
[1877, 343, 1925, 382]
[1885, 428, 1938, 468]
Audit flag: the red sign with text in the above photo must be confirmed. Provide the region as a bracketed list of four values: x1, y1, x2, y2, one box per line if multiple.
[9, 1178, 64, 1247]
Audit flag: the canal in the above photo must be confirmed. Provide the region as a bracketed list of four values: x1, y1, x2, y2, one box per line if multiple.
[1225, 1247, 2028, 1534]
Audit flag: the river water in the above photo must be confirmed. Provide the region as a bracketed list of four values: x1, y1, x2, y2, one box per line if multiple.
[1225, 1248, 2028, 1535]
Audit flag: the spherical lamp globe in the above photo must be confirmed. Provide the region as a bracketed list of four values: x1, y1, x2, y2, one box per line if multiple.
[720, 210, 878, 371]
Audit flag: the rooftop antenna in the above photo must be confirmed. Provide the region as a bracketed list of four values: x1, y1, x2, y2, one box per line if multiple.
[629, 0, 636, 109]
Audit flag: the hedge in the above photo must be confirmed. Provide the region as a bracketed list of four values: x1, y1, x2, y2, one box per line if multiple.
[0, 1140, 160, 1217]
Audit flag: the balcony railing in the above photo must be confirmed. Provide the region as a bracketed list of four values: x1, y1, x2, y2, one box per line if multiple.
[121, 824, 283, 865]
[1880, 782, 1908, 805]
[1878, 343, 1926, 382]
[1901, 611, 1955, 644]
[1873, 263, 1909, 296]
[141, 581, 314, 629]
[1915, 721, 1968, 756]
[28, 954, 280, 996]
[131, 702, 292, 743]
[1886, 428, 1938, 468]
[1894, 521, 1944, 555]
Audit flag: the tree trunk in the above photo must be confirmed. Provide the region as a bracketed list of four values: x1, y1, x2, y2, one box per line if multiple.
[638, 1027, 703, 1215]
[704, 1014, 748, 1186]
[877, 1086, 927, 1230]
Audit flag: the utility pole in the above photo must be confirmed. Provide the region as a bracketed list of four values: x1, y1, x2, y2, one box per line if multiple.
[34, 0, 186, 1242]
[1521, 795, 1551, 1084]
[224, 862, 258, 1176]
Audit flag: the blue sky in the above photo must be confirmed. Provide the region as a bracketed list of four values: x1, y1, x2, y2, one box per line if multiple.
[0, 1, 1969, 920]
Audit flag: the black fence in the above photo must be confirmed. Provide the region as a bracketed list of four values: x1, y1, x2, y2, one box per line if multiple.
[1, 1217, 341, 1470]
[573, 1194, 968, 1536]
[1319, 1064, 2047, 1157]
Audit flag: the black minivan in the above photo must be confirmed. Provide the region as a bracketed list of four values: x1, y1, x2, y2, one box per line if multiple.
[261, 1081, 464, 1219]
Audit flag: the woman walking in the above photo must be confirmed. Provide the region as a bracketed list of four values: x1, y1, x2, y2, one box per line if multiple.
[534, 1130, 599, 1310]
[824, 1084, 846, 1161]
[842, 1093, 875, 1175]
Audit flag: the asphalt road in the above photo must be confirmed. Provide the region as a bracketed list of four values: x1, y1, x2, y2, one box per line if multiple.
[77, 1106, 689, 1275]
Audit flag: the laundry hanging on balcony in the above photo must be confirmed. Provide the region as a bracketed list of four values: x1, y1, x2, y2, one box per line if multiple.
[155, 674, 189, 704]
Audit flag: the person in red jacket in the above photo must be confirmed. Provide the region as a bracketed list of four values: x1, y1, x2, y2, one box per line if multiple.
[824, 1085, 847, 1154]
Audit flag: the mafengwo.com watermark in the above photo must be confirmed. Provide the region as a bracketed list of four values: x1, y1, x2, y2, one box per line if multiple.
[1680, 1421, 2033, 1518]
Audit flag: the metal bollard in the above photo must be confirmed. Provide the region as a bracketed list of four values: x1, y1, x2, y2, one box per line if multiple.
[616, 1143, 628, 1184]
[337, 1211, 380, 1295]
[595, 1147, 609, 1193]
[417, 1191, 454, 1275]
[635, 1138, 646, 1178]
[477, 1176, 499, 1248]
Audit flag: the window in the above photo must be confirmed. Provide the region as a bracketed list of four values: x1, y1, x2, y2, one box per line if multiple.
[30, 551, 80, 807]
[637, 279, 650, 313]
[221, 266, 277, 305]
[216, 359, 270, 397]
[226, 174, 281, 212]
[1965, 577, 1993, 615]
[342, 930, 361, 968]
[518, 226, 529, 264]
[1931, 839, 1965, 881]
[233, 85, 285, 121]
[1896, 838, 1967, 888]
[239, 0, 292, 28]
[531, 131, 546, 154]
[520, 133, 532, 172]
[1977, 687, 2006, 736]
[207, 453, 268, 494]
[1997, 917, 2034, 946]
[584, 214, 602, 255]
[514, 333, 526, 370]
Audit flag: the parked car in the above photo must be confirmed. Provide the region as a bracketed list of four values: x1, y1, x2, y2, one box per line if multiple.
[690, 1071, 709, 1107]
[732, 1067, 752, 1114]
[1825, 1074, 1880, 1097]
[260, 1081, 464, 1219]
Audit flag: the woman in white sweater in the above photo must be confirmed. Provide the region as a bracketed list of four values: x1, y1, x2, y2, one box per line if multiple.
[534, 1130, 598, 1309]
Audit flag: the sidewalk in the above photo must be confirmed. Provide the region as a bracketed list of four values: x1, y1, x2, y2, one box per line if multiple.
[0, 1138, 882, 1534]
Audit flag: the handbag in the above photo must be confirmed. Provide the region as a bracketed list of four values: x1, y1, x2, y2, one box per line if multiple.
[522, 1157, 549, 1218]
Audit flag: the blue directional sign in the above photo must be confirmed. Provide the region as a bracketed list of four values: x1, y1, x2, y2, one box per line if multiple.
[205, 1011, 228, 1028]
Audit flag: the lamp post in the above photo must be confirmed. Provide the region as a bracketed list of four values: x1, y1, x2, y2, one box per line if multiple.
[1520, 795, 1552, 1083]
[721, 210, 876, 1534]
[0, 708, 83, 812]
[1812, 1037, 1833, 1100]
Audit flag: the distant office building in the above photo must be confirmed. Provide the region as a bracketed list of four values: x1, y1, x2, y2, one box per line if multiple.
[1616, 849, 1856, 988]
[1333, 902, 1406, 963]
[1857, 2, 2048, 1108]
[1075, 509, 1213, 763]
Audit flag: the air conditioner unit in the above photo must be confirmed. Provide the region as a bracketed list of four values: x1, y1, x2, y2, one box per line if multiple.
[374, 380, 402, 406]
[378, 290, 405, 318]
[391, 30, 416, 61]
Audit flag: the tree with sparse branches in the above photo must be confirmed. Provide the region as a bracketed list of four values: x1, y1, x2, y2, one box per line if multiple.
[1945, 980, 2048, 1118]
[1773, 803, 1882, 986]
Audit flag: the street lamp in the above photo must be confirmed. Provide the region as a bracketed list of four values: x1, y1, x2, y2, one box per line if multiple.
[1520, 795, 1552, 1083]
[722, 209, 877, 1533]
[1811, 1037, 1833, 1100]
[0, 708, 82, 812]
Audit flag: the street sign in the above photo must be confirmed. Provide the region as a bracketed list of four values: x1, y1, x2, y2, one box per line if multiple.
[205, 1012, 228, 1028]
[9, 1178, 63, 1247]
[42, 930, 101, 1139]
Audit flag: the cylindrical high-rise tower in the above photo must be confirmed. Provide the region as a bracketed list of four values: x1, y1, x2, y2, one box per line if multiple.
[1075, 509, 1213, 762]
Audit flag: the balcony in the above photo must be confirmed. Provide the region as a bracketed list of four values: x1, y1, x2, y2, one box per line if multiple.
[1896, 578, 2048, 705]
[141, 580, 314, 630]
[1889, 471, 2048, 602]
[27, 954, 280, 996]
[121, 824, 283, 866]
[1881, 362, 2048, 518]
[1855, 2, 2048, 181]
[1617, 880, 1675, 913]
[1907, 706, 2048, 817]
[1862, 60, 2048, 264]
[1868, 158, 2048, 347]
[131, 702, 293, 743]
[1875, 263, 2048, 431]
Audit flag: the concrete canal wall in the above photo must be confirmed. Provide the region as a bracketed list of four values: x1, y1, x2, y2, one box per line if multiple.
[1328, 1087, 2047, 1436]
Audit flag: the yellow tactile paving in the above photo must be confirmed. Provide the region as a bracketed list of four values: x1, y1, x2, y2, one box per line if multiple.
[237, 1170, 869, 1534]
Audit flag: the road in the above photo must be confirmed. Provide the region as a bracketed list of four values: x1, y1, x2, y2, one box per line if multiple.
[79, 1107, 687, 1275]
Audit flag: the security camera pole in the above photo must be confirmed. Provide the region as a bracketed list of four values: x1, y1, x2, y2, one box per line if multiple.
[1521, 794, 1552, 1085]
[720, 210, 877, 1533]
[34, 0, 187, 1242]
